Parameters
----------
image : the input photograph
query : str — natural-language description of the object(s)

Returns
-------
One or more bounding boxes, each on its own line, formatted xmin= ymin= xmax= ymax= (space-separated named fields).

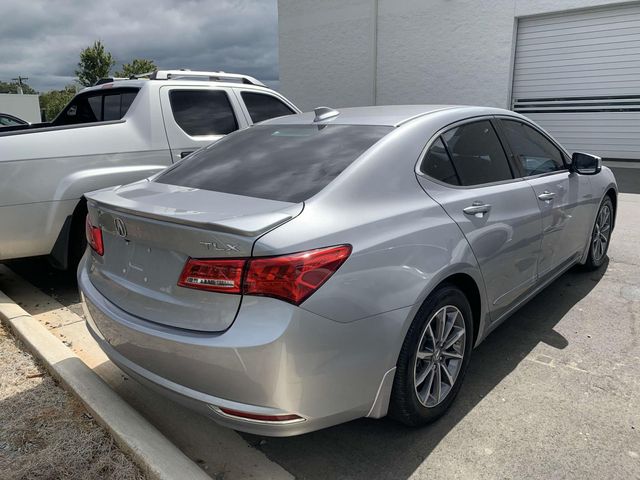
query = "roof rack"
xmin=93 ymin=77 xmax=129 ymax=86
xmin=147 ymin=69 xmax=266 ymax=87
xmin=94 ymin=69 xmax=266 ymax=87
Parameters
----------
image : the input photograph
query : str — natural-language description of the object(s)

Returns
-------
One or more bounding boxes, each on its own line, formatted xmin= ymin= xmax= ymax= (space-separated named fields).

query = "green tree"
xmin=75 ymin=40 xmax=115 ymax=87
xmin=0 ymin=80 xmax=37 ymax=94
xmin=115 ymin=58 xmax=157 ymax=78
xmin=39 ymin=85 xmax=77 ymax=121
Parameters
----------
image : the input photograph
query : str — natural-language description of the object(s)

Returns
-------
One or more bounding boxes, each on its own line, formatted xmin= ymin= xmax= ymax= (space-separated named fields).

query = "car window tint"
xmin=500 ymin=120 xmax=565 ymax=176
xmin=103 ymin=94 xmax=121 ymax=121
xmin=88 ymin=96 xmax=102 ymax=121
xmin=52 ymin=88 xmax=139 ymax=126
xmin=241 ymin=92 xmax=295 ymax=123
xmin=155 ymin=124 xmax=392 ymax=203
xmin=441 ymin=120 xmax=513 ymax=186
xmin=121 ymin=92 xmax=137 ymax=115
xmin=169 ymin=90 xmax=238 ymax=136
xmin=422 ymin=137 xmax=460 ymax=185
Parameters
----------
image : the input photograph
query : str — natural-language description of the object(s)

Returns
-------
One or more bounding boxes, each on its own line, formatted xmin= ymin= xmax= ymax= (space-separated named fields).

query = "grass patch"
xmin=0 ymin=323 xmax=145 ymax=479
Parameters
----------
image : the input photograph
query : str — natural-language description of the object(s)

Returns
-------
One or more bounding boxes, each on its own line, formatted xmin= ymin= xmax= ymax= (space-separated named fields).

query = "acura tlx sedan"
xmin=78 ymin=105 xmax=617 ymax=436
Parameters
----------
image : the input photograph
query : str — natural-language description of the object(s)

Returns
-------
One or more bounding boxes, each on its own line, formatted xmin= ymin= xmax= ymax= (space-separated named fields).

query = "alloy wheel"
xmin=592 ymin=204 xmax=612 ymax=262
xmin=413 ymin=305 xmax=466 ymax=408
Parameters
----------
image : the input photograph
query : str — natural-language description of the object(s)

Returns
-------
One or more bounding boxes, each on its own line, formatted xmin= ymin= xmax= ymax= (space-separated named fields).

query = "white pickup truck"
xmin=0 ymin=70 xmax=299 ymax=269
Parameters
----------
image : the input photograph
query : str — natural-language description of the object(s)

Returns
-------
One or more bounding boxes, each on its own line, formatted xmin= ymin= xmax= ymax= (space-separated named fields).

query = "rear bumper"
xmin=78 ymin=255 xmax=408 ymax=436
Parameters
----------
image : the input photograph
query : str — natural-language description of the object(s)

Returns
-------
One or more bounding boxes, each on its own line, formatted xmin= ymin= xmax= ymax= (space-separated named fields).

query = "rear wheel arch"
xmin=68 ymin=198 xmax=88 ymax=267
xmin=389 ymin=278 xmax=476 ymax=425
xmin=440 ymin=273 xmax=481 ymax=346
xmin=49 ymin=198 xmax=88 ymax=270
xmin=397 ymin=271 xmax=483 ymax=361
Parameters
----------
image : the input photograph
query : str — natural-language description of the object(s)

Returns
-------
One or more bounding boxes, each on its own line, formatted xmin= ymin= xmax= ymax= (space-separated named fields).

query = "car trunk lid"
xmin=85 ymin=180 xmax=302 ymax=332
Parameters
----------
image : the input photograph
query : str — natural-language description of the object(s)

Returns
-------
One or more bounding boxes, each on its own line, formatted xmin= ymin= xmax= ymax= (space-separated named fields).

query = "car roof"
xmin=261 ymin=105 xmax=519 ymax=127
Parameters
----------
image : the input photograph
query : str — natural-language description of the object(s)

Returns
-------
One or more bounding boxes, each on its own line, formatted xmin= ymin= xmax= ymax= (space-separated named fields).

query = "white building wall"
xmin=278 ymin=0 xmax=377 ymax=110
xmin=278 ymin=0 xmax=634 ymax=111
xmin=0 ymin=94 xmax=41 ymax=123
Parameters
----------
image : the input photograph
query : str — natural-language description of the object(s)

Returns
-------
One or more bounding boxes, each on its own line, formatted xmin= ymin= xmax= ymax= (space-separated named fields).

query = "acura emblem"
xmin=114 ymin=218 xmax=127 ymax=238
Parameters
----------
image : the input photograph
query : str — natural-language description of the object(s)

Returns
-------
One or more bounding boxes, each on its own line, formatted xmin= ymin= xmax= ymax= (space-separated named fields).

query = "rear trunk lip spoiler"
xmin=86 ymin=198 xmax=301 ymax=237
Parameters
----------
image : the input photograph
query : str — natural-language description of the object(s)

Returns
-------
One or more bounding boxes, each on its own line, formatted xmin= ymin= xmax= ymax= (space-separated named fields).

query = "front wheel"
xmin=583 ymin=196 xmax=613 ymax=270
xmin=389 ymin=285 xmax=473 ymax=426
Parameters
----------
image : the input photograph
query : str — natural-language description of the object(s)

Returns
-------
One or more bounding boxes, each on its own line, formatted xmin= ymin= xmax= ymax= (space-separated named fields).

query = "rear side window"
xmin=53 ymin=88 xmax=139 ymax=126
xmin=421 ymin=137 xmax=460 ymax=185
xmin=155 ymin=124 xmax=392 ymax=203
xmin=169 ymin=90 xmax=238 ymax=136
xmin=241 ymin=92 xmax=295 ymax=123
xmin=500 ymin=119 xmax=566 ymax=176
xmin=441 ymin=120 xmax=513 ymax=186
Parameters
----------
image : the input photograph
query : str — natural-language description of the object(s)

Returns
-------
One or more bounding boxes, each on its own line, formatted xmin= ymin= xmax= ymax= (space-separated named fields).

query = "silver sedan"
xmin=78 ymin=105 xmax=617 ymax=436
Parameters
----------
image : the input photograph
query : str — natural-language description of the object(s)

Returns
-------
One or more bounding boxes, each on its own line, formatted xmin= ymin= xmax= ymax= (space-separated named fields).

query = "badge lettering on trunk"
xmin=200 ymin=241 xmax=240 ymax=252
xmin=114 ymin=218 xmax=127 ymax=238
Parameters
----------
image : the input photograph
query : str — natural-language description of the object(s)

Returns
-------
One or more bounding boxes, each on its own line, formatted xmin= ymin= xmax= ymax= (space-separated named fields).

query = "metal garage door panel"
xmin=513 ymin=3 xmax=640 ymax=159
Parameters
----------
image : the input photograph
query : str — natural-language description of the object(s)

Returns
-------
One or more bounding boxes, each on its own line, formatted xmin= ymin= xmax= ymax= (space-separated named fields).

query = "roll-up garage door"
xmin=512 ymin=3 xmax=640 ymax=159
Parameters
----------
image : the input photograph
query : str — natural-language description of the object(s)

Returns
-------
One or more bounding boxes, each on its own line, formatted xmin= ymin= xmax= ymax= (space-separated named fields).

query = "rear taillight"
xmin=244 ymin=245 xmax=352 ymax=305
xmin=178 ymin=259 xmax=245 ymax=293
xmin=85 ymin=215 xmax=104 ymax=256
xmin=177 ymin=245 xmax=351 ymax=305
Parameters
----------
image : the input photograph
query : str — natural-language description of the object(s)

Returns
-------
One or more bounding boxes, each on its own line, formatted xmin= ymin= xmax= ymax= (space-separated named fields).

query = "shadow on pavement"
xmin=242 ymin=261 xmax=608 ymax=480
xmin=608 ymin=165 xmax=640 ymax=194
xmin=4 ymin=257 xmax=83 ymax=317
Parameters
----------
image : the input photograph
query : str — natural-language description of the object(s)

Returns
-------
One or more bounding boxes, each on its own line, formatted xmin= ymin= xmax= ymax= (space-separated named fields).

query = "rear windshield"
xmin=155 ymin=124 xmax=392 ymax=203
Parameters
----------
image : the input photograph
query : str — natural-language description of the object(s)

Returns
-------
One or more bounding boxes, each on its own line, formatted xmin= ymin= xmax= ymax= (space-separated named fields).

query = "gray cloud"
xmin=0 ymin=0 xmax=278 ymax=92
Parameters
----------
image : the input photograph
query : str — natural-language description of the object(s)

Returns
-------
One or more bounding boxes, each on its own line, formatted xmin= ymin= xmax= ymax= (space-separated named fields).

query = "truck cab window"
xmin=53 ymin=88 xmax=139 ymax=126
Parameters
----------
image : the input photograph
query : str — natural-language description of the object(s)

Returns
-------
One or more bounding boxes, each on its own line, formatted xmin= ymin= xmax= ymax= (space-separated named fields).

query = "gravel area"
xmin=0 ymin=322 xmax=144 ymax=480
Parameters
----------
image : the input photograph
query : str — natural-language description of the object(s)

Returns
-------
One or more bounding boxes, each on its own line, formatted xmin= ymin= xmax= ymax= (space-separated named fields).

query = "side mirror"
xmin=571 ymin=152 xmax=602 ymax=175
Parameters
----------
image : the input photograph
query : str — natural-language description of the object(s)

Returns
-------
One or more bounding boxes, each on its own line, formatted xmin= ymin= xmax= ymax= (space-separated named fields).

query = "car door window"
xmin=421 ymin=137 xmax=460 ymax=185
xmin=241 ymin=92 xmax=295 ymax=123
xmin=441 ymin=120 xmax=513 ymax=186
xmin=169 ymin=90 xmax=238 ymax=136
xmin=500 ymin=119 xmax=566 ymax=176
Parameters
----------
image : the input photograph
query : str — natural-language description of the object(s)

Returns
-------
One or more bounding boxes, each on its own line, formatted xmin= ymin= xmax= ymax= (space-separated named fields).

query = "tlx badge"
xmin=199 ymin=241 xmax=240 ymax=252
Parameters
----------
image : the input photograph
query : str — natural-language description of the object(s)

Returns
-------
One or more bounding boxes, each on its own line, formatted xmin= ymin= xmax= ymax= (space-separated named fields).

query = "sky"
xmin=0 ymin=0 xmax=279 ymax=92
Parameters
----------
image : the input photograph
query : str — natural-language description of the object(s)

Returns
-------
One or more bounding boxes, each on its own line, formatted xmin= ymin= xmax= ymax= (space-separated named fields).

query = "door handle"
xmin=463 ymin=202 xmax=492 ymax=218
xmin=179 ymin=151 xmax=195 ymax=159
xmin=538 ymin=191 xmax=556 ymax=202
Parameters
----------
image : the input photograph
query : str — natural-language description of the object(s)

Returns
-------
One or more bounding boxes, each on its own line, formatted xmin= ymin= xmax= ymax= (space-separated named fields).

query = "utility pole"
xmin=11 ymin=75 xmax=29 ymax=94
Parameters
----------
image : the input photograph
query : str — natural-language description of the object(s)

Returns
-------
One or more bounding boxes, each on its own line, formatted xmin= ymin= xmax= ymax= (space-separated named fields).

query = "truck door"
xmin=159 ymin=86 xmax=248 ymax=162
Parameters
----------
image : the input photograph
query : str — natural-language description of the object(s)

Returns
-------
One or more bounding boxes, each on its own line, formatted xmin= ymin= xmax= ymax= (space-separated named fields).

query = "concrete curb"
xmin=0 ymin=289 xmax=210 ymax=480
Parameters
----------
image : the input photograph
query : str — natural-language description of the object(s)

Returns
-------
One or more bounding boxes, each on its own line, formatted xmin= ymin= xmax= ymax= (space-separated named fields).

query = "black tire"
xmin=583 ymin=196 xmax=613 ymax=271
xmin=389 ymin=284 xmax=473 ymax=426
